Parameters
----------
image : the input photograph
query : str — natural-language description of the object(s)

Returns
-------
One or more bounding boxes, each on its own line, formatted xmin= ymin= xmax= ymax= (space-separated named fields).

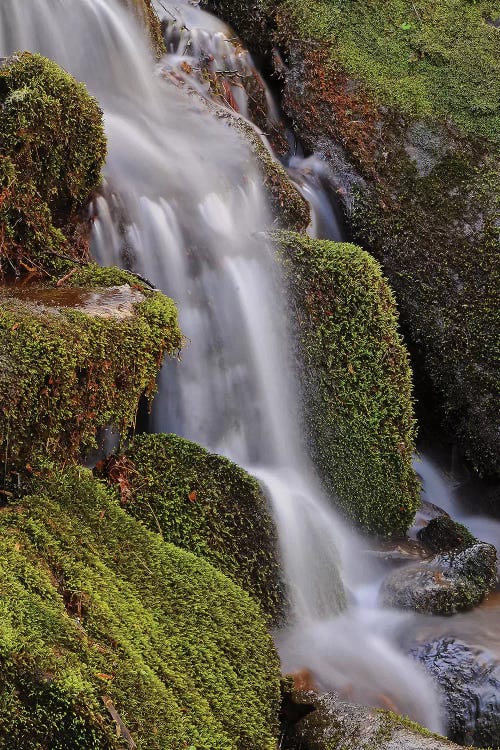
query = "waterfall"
xmin=0 ymin=0 xmax=443 ymax=730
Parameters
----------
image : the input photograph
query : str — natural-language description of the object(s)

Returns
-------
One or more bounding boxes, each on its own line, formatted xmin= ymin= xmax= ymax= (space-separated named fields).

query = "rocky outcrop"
xmin=275 ymin=231 xmax=419 ymax=535
xmin=104 ymin=432 xmax=284 ymax=621
xmin=412 ymin=638 xmax=500 ymax=747
xmin=202 ymin=0 xmax=500 ymax=493
xmin=380 ymin=542 xmax=497 ymax=614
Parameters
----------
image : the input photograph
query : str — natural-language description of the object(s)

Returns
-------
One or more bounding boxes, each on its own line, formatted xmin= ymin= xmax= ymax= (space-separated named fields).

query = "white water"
xmin=0 ymin=0 xmax=442 ymax=730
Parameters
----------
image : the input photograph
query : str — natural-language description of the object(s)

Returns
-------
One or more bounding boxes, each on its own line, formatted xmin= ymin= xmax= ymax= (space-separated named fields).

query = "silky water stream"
xmin=0 ymin=0 xmax=465 ymax=732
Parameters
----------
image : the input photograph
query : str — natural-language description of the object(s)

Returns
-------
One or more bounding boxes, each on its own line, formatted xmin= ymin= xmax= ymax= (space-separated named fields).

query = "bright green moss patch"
xmin=0 ymin=468 xmax=281 ymax=749
xmin=0 ymin=266 xmax=181 ymax=471
xmin=0 ymin=52 xmax=106 ymax=276
xmin=277 ymin=0 xmax=500 ymax=141
xmin=275 ymin=232 xmax=419 ymax=535
xmin=112 ymin=433 xmax=283 ymax=621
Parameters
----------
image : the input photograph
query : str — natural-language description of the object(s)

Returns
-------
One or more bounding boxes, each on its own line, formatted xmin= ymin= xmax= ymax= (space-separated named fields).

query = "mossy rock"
xmin=417 ymin=515 xmax=477 ymax=553
xmin=0 ymin=52 xmax=106 ymax=276
xmin=380 ymin=541 xmax=497 ymax=614
xmin=275 ymin=231 xmax=419 ymax=535
xmin=0 ymin=264 xmax=182 ymax=472
xmin=106 ymin=433 xmax=283 ymax=621
xmin=0 ymin=468 xmax=281 ymax=749
xmin=216 ymin=107 xmax=310 ymax=232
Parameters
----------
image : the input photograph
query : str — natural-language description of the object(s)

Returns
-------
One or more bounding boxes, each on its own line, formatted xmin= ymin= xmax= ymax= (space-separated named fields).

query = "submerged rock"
xmin=0 ymin=468 xmax=281 ymax=749
xmin=380 ymin=542 xmax=497 ymax=614
xmin=275 ymin=231 xmax=419 ymax=535
xmin=283 ymin=689 xmax=460 ymax=750
xmin=106 ymin=432 xmax=284 ymax=621
xmin=412 ymin=638 xmax=500 ymax=747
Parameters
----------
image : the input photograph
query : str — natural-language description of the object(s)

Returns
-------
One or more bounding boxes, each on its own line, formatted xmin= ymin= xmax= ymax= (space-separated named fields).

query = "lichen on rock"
xmin=0 ymin=468 xmax=281 ymax=749
xmin=0 ymin=52 xmax=107 ymax=277
xmin=274 ymin=231 xmax=419 ymax=535
xmin=103 ymin=432 xmax=284 ymax=621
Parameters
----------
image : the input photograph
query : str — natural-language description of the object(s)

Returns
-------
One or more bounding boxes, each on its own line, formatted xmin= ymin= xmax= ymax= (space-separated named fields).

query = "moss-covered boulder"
xmin=0 ymin=468 xmax=281 ymax=749
xmin=0 ymin=264 xmax=181 ymax=472
xmin=417 ymin=515 xmax=477 ymax=554
xmin=380 ymin=541 xmax=497 ymax=614
xmin=275 ymin=231 xmax=419 ymax=535
xmin=103 ymin=433 xmax=283 ymax=621
xmin=203 ymin=0 xmax=500 ymax=491
xmin=0 ymin=52 xmax=106 ymax=276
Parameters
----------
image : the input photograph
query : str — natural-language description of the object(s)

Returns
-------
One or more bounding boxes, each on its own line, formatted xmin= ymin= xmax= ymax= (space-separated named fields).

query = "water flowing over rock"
xmin=0 ymin=0 xmax=447 ymax=737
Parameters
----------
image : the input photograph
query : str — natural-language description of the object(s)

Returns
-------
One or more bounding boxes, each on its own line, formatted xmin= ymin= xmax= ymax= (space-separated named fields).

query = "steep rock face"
xmin=106 ymin=433 xmax=284 ymax=621
xmin=275 ymin=232 xmax=419 ymax=535
xmin=202 ymin=0 xmax=500 ymax=489
xmin=0 ymin=265 xmax=181 ymax=472
xmin=0 ymin=53 xmax=106 ymax=277
xmin=0 ymin=469 xmax=281 ymax=750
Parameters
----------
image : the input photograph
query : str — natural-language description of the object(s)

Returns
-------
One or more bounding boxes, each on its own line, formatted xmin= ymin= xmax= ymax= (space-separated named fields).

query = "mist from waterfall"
xmin=0 ymin=0 xmax=443 ymax=730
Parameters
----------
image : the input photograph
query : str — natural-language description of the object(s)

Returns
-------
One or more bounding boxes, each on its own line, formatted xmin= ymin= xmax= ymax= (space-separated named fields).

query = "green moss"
xmin=351 ymin=146 xmax=500 ymax=478
xmin=276 ymin=0 xmax=499 ymax=141
xmin=417 ymin=515 xmax=477 ymax=552
xmin=0 ymin=266 xmax=182 ymax=472
xmin=0 ymin=52 xmax=106 ymax=276
xmin=113 ymin=433 xmax=283 ymax=621
xmin=0 ymin=467 xmax=281 ymax=749
xmin=275 ymin=231 xmax=419 ymax=535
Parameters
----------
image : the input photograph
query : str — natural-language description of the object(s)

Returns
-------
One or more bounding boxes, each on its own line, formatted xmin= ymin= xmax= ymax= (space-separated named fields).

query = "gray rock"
xmin=284 ymin=690 xmax=461 ymax=750
xmin=412 ymin=638 xmax=500 ymax=747
xmin=380 ymin=542 xmax=497 ymax=614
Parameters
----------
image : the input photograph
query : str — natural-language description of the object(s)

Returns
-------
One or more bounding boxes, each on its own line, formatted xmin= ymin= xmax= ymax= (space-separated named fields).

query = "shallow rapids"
xmin=0 ymin=0 xmax=443 ymax=731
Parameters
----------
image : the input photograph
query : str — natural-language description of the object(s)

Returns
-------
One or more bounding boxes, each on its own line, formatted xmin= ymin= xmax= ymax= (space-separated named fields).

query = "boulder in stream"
xmin=380 ymin=542 xmax=497 ymax=614
xmin=283 ymin=689 xmax=463 ymax=750
xmin=412 ymin=638 xmax=500 ymax=747
xmin=275 ymin=231 xmax=420 ymax=536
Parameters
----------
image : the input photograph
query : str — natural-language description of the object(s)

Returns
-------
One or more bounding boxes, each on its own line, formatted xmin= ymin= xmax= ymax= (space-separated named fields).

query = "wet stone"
xmin=411 ymin=638 xmax=500 ymax=747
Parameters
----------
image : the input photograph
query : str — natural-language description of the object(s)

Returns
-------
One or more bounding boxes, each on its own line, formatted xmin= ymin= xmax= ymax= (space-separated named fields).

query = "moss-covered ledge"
xmin=274 ymin=231 xmax=419 ymax=535
xmin=103 ymin=433 xmax=284 ymax=621
xmin=0 ymin=264 xmax=182 ymax=472
xmin=0 ymin=468 xmax=281 ymax=749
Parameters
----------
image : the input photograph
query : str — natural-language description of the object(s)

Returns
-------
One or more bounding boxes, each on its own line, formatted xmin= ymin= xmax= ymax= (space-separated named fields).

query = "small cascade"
xmin=0 ymin=0 xmax=443 ymax=731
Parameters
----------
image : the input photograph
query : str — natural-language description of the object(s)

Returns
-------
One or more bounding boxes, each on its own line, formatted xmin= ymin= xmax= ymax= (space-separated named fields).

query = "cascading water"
xmin=0 ymin=0 xmax=443 ymax=730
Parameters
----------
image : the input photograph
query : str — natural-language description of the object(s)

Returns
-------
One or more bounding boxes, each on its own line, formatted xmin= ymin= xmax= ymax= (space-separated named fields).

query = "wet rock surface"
xmin=412 ymin=638 xmax=500 ymax=747
xmin=283 ymin=690 xmax=461 ymax=750
xmin=380 ymin=542 xmax=497 ymax=614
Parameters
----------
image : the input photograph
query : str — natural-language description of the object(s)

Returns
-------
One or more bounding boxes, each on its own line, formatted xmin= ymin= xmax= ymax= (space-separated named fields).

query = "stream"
xmin=1 ymin=0 xmax=498 ymax=741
